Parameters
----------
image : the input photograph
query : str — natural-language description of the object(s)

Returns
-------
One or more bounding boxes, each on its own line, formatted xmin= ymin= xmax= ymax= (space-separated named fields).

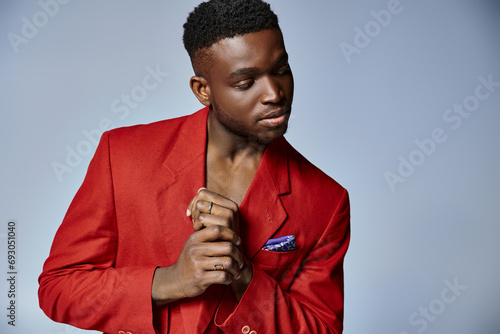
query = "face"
xmin=203 ymin=29 xmax=294 ymax=145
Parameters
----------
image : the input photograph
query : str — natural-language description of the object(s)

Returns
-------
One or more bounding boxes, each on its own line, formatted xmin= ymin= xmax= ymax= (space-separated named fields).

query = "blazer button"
xmin=249 ymin=331 xmax=258 ymax=334
xmin=242 ymin=325 xmax=251 ymax=333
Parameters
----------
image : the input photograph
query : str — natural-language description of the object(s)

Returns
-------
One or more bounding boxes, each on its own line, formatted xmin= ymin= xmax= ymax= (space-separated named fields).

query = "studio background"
xmin=1 ymin=1 xmax=499 ymax=333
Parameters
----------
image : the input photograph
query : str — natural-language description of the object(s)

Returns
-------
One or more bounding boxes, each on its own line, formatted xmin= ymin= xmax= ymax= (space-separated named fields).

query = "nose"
xmin=260 ymin=76 xmax=283 ymax=104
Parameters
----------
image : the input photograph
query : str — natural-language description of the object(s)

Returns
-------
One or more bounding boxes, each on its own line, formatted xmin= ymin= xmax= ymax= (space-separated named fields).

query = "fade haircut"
xmin=183 ymin=0 xmax=280 ymax=75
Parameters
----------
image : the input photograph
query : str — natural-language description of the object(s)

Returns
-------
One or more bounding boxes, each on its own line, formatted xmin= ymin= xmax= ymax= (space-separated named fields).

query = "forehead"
xmin=208 ymin=29 xmax=286 ymax=75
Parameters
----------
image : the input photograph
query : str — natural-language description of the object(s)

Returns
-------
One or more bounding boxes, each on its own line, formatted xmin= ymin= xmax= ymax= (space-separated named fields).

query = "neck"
xmin=206 ymin=112 xmax=267 ymax=163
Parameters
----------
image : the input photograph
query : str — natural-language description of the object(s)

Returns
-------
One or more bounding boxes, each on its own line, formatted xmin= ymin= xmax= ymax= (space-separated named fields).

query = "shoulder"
xmin=102 ymin=107 xmax=207 ymax=157
xmin=93 ymin=108 xmax=207 ymax=172
xmin=107 ymin=113 xmax=189 ymax=147
xmin=283 ymin=138 xmax=346 ymax=199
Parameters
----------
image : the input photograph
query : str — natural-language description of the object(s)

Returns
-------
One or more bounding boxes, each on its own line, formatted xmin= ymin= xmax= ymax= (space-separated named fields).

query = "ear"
xmin=190 ymin=76 xmax=211 ymax=107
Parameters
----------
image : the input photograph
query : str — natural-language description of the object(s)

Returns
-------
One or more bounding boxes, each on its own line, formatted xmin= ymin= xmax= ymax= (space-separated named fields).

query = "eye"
xmin=277 ymin=64 xmax=292 ymax=75
xmin=234 ymin=80 xmax=254 ymax=90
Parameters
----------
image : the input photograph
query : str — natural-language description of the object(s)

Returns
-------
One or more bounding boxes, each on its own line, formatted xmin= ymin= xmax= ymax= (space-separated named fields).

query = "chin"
xmin=256 ymin=125 xmax=288 ymax=145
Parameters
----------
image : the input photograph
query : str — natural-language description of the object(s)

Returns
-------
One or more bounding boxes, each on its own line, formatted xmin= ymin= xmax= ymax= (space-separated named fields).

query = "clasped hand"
xmin=152 ymin=188 xmax=250 ymax=306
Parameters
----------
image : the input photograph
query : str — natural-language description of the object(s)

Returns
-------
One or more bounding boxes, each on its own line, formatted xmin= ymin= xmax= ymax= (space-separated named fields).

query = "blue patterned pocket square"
xmin=262 ymin=235 xmax=297 ymax=252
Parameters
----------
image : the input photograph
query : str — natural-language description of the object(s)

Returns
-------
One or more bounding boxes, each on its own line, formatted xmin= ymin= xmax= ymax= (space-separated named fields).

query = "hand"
xmin=152 ymin=224 xmax=243 ymax=307
xmin=187 ymin=188 xmax=252 ymax=301
xmin=187 ymin=188 xmax=240 ymax=234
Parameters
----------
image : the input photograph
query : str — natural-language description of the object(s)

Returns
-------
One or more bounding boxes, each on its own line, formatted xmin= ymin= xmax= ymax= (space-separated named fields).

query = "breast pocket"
xmin=251 ymin=248 xmax=302 ymax=280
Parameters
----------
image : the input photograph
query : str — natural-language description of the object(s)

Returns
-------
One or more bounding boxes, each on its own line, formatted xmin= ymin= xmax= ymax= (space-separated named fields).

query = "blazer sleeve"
xmin=214 ymin=189 xmax=350 ymax=334
xmin=38 ymin=132 xmax=159 ymax=334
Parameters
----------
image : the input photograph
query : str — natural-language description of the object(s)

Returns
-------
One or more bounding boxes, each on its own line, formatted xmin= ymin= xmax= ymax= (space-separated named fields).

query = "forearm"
xmin=39 ymin=266 xmax=157 ymax=333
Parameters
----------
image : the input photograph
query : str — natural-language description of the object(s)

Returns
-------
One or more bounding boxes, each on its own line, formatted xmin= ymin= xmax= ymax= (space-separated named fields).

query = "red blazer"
xmin=39 ymin=107 xmax=350 ymax=334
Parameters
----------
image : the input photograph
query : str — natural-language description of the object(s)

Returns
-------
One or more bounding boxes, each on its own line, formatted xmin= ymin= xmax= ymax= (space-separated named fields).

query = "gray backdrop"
xmin=1 ymin=1 xmax=499 ymax=333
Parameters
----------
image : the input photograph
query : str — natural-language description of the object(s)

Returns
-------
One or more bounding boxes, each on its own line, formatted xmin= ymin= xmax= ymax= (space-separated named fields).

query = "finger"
xmin=192 ymin=225 xmax=241 ymax=246
xmin=205 ymin=256 xmax=241 ymax=280
xmin=193 ymin=189 xmax=238 ymax=214
xmin=191 ymin=199 xmax=215 ymax=224
xmin=186 ymin=187 xmax=207 ymax=217
xmin=203 ymin=268 xmax=234 ymax=285
xmin=183 ymin=263 xmax=234 ymax=292
xmin=193 ymin=212 xmax=223 ymax=231
xmin=185 ymin=234 xmax=244 ymax=274
xmin=200 ymin=241 xmax=244 ymax=267
xmin=187 ymin=237 xmax=242 ymax=259
xmin=192 ymin=203 xmax=236 ymax=231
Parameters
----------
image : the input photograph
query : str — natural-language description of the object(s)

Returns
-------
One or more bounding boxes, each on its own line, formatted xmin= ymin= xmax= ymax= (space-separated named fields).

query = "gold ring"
xmin=214 ymin=263 xmax=224 ymax=271
xmin=207 ymin=201 xmax=213 ymax=214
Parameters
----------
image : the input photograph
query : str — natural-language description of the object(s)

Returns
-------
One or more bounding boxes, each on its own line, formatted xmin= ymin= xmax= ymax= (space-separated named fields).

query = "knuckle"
xmin=186 ymin=247 xmax=196 ymax=257
xmin=211 ymin=224 xmax=224 ymax=235
xmin=187 ymin=244 xmax=201 ymax=256
xmin=222 ymin=242 xmax=234 ymax=254
xmin=216 ymin=271 xmax=232 ymax=284
xmin=223 ymin=258 xmax=234 ymax=269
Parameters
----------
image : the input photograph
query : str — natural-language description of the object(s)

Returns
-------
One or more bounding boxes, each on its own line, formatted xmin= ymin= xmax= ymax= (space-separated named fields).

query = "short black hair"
xmin=183 ymin=0 xmax=280 ymax=62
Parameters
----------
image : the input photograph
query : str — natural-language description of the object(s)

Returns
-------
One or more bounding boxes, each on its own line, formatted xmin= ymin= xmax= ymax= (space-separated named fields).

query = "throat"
xmin=206 ymin=156 xmax=260 ymax=206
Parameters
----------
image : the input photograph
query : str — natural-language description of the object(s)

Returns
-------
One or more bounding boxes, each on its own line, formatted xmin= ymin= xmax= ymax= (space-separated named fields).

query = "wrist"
xmin=151 ymin=265 xmax=184 ymax=307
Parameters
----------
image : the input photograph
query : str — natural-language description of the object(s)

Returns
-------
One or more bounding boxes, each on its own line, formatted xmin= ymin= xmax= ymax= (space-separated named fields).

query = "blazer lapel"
xmin=239 ymin=136 xmax=291 ymax=260
xmin=154 ymin=107 xmax=223 ymax=333
xmin=155 ymin=108 xmax=208 ymax=263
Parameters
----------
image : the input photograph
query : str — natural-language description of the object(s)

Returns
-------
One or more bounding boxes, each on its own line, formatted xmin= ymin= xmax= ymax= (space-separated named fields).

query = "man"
xmin=38 ymin=1 xmax=350 ymax=333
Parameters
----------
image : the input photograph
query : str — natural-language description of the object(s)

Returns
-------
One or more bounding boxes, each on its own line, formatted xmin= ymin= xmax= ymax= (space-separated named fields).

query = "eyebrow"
xmin=228 ymin=52 xmax=289 ymax=80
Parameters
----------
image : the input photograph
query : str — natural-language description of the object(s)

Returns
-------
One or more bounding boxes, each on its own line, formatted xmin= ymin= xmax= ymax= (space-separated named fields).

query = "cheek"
xmin=282 ymin=76 xmax=294 ymax=98
xmin=222 ymin=91 xmax=260 ymax=113
xmin=238 ymin=92 xmax=260 ymax=109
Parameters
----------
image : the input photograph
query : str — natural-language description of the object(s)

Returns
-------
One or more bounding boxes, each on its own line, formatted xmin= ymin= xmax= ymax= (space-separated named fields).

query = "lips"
xmin=260 ymin=108 xmax=290 ymax=121
xmin=259 ymin=108 xmax=290 ymax=127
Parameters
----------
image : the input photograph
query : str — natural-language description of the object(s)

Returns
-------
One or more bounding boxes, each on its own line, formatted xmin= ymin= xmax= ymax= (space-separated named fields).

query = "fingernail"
xmin=186 ymin=208 xmax=191 ymax=216
xmin=239 ymin=262 xmax=244 ymax=269
xmin=237 ymin=237 xmax=241 ymax=246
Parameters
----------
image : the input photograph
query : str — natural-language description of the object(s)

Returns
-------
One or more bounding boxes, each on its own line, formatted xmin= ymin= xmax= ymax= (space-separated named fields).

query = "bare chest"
xmin=206 ymin=163 xmax=257 ymax=206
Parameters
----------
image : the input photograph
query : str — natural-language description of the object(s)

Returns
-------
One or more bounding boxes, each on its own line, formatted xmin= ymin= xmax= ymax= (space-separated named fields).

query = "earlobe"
xmin=190 ymin=76 xmax=211 ymax=107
